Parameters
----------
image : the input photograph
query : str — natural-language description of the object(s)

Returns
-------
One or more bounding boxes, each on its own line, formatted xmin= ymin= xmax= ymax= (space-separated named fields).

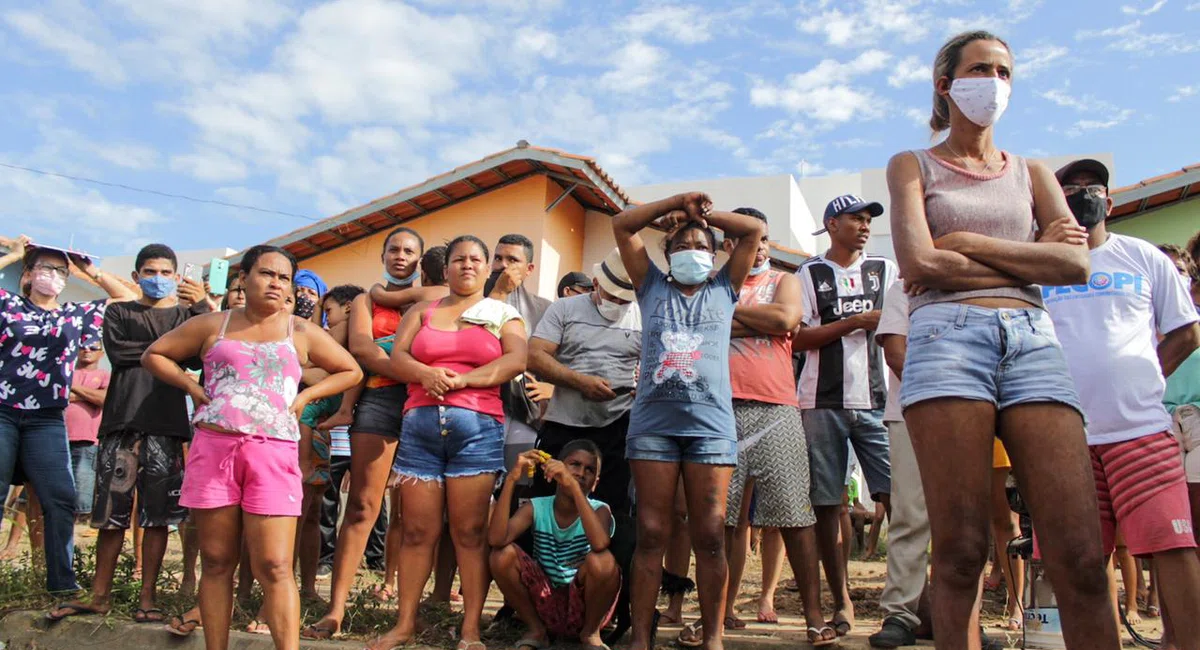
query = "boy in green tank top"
xmin=488 ymin=440 xmax=621 ymax=650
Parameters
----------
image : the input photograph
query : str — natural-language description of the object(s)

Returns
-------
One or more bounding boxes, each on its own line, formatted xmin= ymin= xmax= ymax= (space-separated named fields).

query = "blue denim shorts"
xmin=393 ymin=406 xmax=505 ymax=481
xmin=625 ymin=433 xmax=738 ymax=466
xmin=900 ymin=303 xmax=1083 ymax=416
xmin=801 ymin=408 xmax=890 ymax=507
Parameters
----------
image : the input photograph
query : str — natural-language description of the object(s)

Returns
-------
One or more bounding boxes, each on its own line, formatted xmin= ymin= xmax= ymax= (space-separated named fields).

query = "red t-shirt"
xmin=65 ymin=367 xmax=109 ymax=444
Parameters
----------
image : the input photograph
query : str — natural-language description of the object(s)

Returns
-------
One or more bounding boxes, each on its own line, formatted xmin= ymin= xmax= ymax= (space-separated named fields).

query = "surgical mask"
xmin=749 ymin=259 xmax=771 ymax=276
xmin=384 ymin=271 xmax=416 ymax=287
xmin=294 ymin=294 xmax=317 ymax=319
xmin=597 ymin=298 xmax=630 ymax=322
xmin=138 ymin=276 xmax=177 ymax=300
xmin=1066 ymin=191 xmax=1107 ymax=228
xmin=668 ymin=250 xmax=714 ymax=285
xmin=31 ymin=269 xmax=67 ymax=297
xmin=949 ymin=77 xmax=1011 ymax=128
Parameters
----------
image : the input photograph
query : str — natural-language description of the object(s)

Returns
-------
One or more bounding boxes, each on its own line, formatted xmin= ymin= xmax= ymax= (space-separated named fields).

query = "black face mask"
xmin=294 ymin=294 xmax=317 ymax=319
xmin=1066 ymin=191 xmax=1107 ymax=228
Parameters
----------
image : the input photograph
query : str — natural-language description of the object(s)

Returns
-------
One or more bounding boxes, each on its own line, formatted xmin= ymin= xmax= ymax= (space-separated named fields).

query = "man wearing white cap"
xmin=527 ymin=248 xmax=642 ymax=515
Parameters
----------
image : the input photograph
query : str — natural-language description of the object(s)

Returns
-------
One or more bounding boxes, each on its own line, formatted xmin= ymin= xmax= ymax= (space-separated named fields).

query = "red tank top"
xmin=367 ymin=301 xmax=402 ymax=389
xmin=728 ymin=270 xmax=798 ymax=406
xmin=405 ymin=300 xmax=505 ymax=419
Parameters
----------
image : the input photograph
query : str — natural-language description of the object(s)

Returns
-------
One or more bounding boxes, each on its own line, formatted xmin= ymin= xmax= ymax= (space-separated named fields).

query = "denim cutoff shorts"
xmin=626 ymin=433 xmax=738 ymax=466
xmin=899 ymin=303 xmax=1083 ymax=417
xmin=393 ymin=405 xmax=505 ymax=481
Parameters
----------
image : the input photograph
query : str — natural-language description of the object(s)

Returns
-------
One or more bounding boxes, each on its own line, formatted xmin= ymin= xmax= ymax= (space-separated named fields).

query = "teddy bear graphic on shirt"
xmin=653 ymin=331 xmax=704 ymax=385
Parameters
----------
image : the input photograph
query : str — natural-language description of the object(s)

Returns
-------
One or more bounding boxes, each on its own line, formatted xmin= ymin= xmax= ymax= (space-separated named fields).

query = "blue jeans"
xmin=393 ymin=406 xmax=505 ymax=481
xmin=70 ymin=443 xmax=97 ymax=516
xmin=801 ymin=407 xmax=891 ymax=507
xmin=625 ymin=433 xmax=738 ymax=465
xmin=0 ymin=405 xmax=79 ymax=593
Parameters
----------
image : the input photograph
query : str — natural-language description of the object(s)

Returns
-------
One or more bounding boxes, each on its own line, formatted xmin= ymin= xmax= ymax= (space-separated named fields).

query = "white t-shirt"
xmin=875 ymin=280 xmax=909 ymax=424
xmin=1043 ymin=234 xmax=1200 ymax=445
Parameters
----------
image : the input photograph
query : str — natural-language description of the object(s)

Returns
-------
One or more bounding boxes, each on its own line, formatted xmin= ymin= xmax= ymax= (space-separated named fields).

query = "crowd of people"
xmin=3 ymin=29 xmax=1200 ymax=650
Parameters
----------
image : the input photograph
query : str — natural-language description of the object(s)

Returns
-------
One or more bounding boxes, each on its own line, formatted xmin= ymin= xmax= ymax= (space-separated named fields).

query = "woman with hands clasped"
xmin=141 ymin=245 xmax=361 ymax=650
xmin=368 ymin=235 xmax=527 ymax=650
xmin=611 ymin=193 xmax=765 ymax=650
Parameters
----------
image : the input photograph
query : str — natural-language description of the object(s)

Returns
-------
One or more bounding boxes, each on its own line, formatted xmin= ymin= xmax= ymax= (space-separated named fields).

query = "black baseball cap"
xmin=557 ymin=271 xmax=593 ymax=296
xmin=1055 ymin=158 xmax=1110 ymax=189
xmin=813 ymin=194 xmax=884 ymax=236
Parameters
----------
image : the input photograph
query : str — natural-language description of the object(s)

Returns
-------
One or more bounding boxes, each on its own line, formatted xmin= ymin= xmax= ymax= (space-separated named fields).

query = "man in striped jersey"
xmin=489 ymin=441 xmax=621 ymax=650
xmin=794 ymin=194 xmax=897 ymax=636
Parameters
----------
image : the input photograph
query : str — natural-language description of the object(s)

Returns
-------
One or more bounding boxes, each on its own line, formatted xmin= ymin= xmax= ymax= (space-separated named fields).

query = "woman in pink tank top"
xmin=367 ymin=235 xmax=527 ymax=650
xmin=143 ymin=245 xmax=361 ymax=650
xmin=884 ymin=31 xmax=1118 ymax=650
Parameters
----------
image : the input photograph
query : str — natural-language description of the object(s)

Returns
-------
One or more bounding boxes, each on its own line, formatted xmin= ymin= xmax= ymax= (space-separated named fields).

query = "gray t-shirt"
xmin=628 ymin=263 xmax=738 ymax=441
xmin=533 ymin=294 xmax=642 ymax=428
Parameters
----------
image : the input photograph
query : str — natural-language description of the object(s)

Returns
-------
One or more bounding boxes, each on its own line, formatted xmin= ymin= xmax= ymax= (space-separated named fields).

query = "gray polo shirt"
xmin=532 ymin=294 xmax=642 ymax=428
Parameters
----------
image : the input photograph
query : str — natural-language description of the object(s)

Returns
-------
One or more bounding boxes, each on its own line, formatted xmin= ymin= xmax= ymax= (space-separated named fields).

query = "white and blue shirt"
xmin=1043 ymin=234 xmax=1199 ymax=445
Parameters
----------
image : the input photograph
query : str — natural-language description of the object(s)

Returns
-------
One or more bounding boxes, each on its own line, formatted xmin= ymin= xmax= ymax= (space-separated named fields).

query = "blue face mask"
xmin=749 ymin=258 xmax=771 ymax=276
xmin=384 ymin=271 xmax=416 ymax=287
xmin=669 ymin=250 xmax=714 ymax=286
xmin=139 ymin=275 xmax=177 ymax=300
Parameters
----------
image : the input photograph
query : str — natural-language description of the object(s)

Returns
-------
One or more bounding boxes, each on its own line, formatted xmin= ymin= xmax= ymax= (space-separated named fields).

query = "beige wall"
xmin=300 ymin=176 xmax=599 ymax=299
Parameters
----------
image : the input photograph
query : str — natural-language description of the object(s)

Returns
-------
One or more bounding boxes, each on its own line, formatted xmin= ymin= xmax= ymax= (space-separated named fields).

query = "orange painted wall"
xmin=299 ymin=176 xmax=595 ymax=299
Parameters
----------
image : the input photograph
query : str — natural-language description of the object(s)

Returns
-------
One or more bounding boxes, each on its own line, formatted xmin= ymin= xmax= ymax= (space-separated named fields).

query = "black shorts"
xmin=533 ymin=413 xmax=632 ymax=516
xmin=91 ymin=430 xmax=187 ymax=530
xmin=349 ymin=384 xmax=407 ymax=439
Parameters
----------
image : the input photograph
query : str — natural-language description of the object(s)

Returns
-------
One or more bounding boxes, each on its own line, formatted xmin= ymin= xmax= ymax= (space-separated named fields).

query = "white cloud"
xmin=1121 ymin=0 xmax=1169 ymax=15
xmin=626 ymin=4 xmax=713 ymax=44
xmin=888 ymin=56 xmax=929 ymax=88
xmin=751 ymin=50 xmax=892 ymax=123
xmin=1066 ymin=109 xmax=1135 ymax=137
xmin=1076 ymin=20 xmax=1199 ymax=55
xmin=1017 ymin=44 xmax=1068 ymax=77
xmin=3 ymin=8 xmax=127 ymax=84
xmin=797 ymin=0 xmax=929 ymax=48
xmin=1168 ymin=85 xmax=1197 ymax=102
xmin=599 ymin=41 xmax=666 ymax=92
xmin=0 ymin=166 xmax=163 ymax=248
xmin=903 ymin=107 xmax=928 ymax=127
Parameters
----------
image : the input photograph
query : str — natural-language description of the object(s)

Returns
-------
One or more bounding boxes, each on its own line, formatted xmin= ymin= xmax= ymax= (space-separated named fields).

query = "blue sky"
xmin=2 ymin=0 xmax=1197 ymax=260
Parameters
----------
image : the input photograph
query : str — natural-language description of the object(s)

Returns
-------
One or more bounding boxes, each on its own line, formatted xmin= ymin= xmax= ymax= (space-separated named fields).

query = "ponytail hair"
xmin=930 ymin=30 xmax=1011 ymax=134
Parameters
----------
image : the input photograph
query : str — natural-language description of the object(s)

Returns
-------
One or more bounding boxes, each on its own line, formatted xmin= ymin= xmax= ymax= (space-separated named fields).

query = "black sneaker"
xmin=316 ymin=564 xmax=332 ymax=579
xmin=869 ymin=618 xmax=917 ymax=648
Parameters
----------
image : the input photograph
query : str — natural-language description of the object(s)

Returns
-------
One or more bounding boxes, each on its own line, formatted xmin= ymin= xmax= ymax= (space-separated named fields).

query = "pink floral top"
xmin=192 ymin=311 xmax=302 ymax=442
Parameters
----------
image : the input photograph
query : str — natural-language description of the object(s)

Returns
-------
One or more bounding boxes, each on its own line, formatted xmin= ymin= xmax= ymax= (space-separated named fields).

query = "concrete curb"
xmin=0 ymin=609 xmax=937 ymax=649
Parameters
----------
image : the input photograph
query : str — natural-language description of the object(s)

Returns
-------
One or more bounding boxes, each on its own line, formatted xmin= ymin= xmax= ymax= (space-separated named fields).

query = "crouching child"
xmin=489 ymin=441 xmax=621 ymax=650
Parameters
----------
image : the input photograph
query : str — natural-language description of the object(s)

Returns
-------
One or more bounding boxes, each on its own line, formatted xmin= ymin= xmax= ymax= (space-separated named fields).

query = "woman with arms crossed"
xmin=887 ymin=31 xmax=1118 ymax=650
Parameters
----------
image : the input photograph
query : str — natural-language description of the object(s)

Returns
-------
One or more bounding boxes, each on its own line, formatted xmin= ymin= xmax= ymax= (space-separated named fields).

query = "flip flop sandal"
xmin=827 ymin=617 xmax=852 ymax=637
xmin=166 ymin=616 xmax=201 ymax=637
xmin=807 ymin=626 xmax=838 ymax=647
xmin=724 ymin=616 xmax=747 ymax=630
xmin=135 ymin=608 xmax=167 ymax=623
xmin=677 ymin=621 xmax=704 ymax=648
xmin=456 ymin=642 xmax=487 ymax=650
xmin=247 ymin=619 xmax=272 ymax=635
xmin=513 ymin=637 xmax=548 ymax=650
xmin=302 ymin=622 xmax=340 ymax=640
xmin=46 ymin=603 xmax=105 ymax=622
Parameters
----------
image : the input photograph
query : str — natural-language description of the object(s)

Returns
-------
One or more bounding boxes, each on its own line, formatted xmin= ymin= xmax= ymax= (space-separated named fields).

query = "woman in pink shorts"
xmin=143 ymin=245 xmax=361 ymax=650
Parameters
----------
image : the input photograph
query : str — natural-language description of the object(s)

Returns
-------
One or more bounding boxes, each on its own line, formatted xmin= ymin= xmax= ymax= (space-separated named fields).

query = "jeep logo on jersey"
xmin=832 ymin=297 xmax=874 ymax=316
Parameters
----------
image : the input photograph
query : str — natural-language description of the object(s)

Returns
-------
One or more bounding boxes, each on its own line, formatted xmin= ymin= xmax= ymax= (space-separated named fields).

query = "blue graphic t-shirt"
xmin=628 ymin=263 xmax=737 ymax=440
xmin=0 ymin=288 xmax=107 ymax=411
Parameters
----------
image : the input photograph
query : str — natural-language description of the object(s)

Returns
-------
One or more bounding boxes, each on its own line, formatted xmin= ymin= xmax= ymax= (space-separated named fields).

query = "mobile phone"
xmin=183 ymin=263 xmax=196 ymax=281
xmin=612 ymin=385 xmax=634 ymax=396
xmin=208 ymin=258 xmax=230 ymax=295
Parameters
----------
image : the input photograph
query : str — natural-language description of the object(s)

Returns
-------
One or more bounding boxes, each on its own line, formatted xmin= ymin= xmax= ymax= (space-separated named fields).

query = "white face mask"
xmin=949 ymin=77 xmax=1011 ymax=128
xmin=748 ymin=259 xmax=771 ymax=276
xmin=597 ymin=298 xmax=630 ymax=322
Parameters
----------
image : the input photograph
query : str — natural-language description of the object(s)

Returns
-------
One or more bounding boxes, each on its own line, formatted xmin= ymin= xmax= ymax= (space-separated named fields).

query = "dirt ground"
xmin=1 ymin=520 xmax=1167 ymax=648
